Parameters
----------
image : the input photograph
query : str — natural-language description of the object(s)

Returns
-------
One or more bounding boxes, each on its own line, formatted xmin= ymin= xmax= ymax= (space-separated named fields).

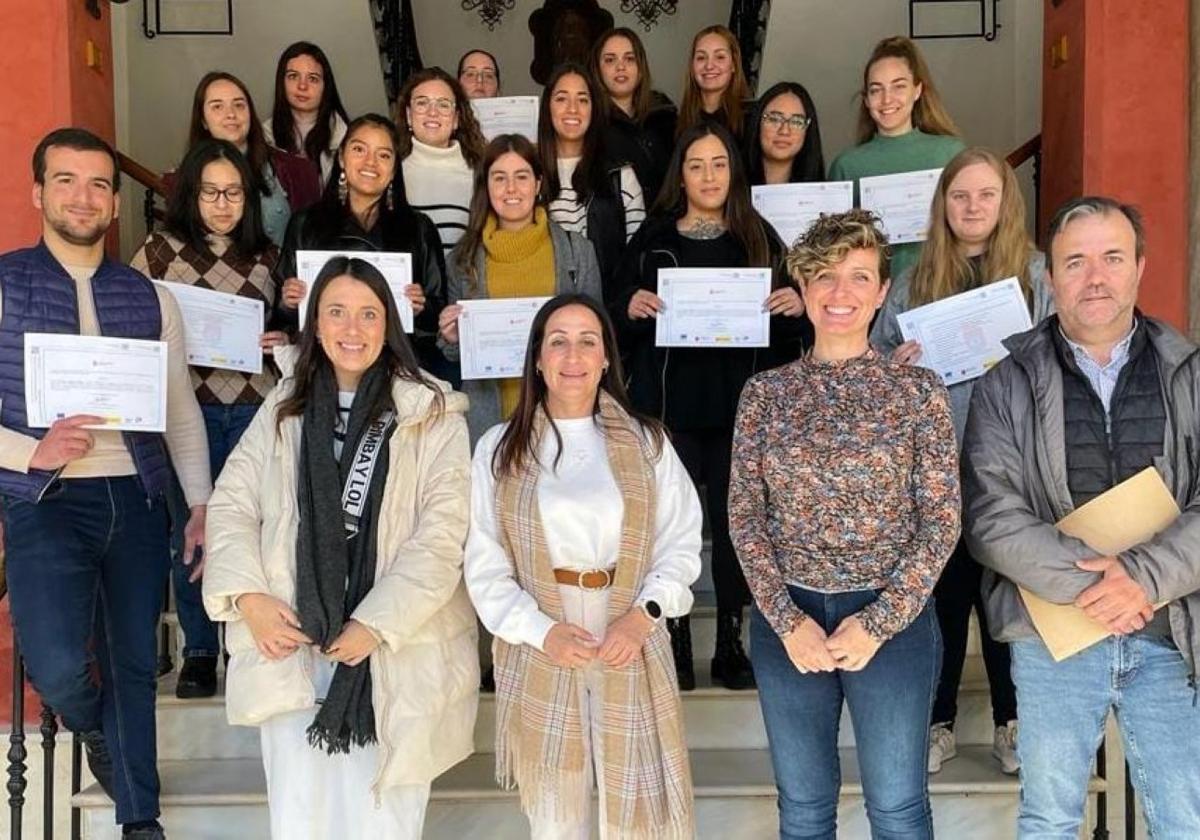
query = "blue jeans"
xmin=1011 ymin=634 xmax=1200 ymax=838
xmin=1 ymin=477 xmax=169 ymax=824
xmin=167 ymin=403 xmax=259 ymax=657
xmin=751 ymin=587 xmax=942 ymax=840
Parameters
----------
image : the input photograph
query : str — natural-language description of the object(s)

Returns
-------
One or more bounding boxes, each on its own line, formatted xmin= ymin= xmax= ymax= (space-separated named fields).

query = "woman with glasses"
xmin=264 ymin=41 xmax=350 ymax=187
xmin=131 ymin=138 xmax=284 ymax=700
xmin=828 ymin=36 xmax=963 ymax=279
xmin=393 ymin=68 xmax=487 ymax=262
xmin=591 ymin=27 xmax=677 ymax=206
xmin=457 ymin=49 xmax=501 ymax=100
xmin=539 ymin=62 xmax=646 ymax=307
xmin=184 ymin=71 xmax=321 ymax=247
xmin=746 ymin=81 xmax=826 ymax=187
xmin=276 ymin=114 xmax=449 ymax=378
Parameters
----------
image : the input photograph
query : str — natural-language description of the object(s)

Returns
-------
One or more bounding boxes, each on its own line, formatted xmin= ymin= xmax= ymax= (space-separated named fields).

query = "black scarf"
xmin=295 ymin=361 xmax=394 ymax=753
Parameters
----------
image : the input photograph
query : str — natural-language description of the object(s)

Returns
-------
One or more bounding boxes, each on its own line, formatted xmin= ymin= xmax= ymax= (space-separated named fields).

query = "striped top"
xmin=401 ymin=138 xmax=474 ymax=258
xmin=548 ymin=157 xmax=646 ymax=242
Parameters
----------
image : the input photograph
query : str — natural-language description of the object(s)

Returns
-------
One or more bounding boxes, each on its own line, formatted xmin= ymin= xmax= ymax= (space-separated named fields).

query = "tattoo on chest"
xmin=681 ymin=218 xmax=727 ymax=240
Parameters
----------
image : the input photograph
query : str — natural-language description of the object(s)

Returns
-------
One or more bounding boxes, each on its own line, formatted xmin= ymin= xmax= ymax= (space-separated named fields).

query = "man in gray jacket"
xmin=963 ymin=195 xmax=1200 ymax=838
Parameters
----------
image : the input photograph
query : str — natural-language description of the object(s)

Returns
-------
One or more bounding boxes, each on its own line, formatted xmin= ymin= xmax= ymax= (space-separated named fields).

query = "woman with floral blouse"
xmin=729 ymin=209 xmax=960 ymax=839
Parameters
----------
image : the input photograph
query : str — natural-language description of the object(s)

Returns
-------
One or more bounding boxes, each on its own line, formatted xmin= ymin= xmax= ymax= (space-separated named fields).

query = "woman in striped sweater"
xmin=393 ymin=67 xmax=486 ymax=261
xmin=538 ymin=62 xmax=645 ymax=309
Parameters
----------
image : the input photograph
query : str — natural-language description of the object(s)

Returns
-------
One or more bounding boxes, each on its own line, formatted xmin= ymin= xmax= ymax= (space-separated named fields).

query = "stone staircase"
xmin=70 ymin=604 xmax=1108 ymax=839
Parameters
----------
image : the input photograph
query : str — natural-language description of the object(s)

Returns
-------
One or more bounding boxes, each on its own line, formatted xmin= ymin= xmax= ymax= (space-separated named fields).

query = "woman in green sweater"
xmin=829 ymin=36 xmax=964 ymax=278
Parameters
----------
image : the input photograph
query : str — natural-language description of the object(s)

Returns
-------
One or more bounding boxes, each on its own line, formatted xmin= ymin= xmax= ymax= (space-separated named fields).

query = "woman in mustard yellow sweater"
xmin=439 ymin=134 xmax=602 ymax=442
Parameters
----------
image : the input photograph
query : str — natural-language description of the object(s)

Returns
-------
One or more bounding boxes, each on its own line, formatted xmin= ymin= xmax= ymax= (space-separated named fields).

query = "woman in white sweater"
xmin=393 ymin=67 xmax=486 ymax=260
xmin=465 ymin=293 xmax=701 ymax=839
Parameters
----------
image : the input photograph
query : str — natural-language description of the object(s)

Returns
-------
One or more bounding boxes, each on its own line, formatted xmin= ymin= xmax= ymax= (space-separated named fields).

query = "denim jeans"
xmin=1 ymin=477 xmax=169 ymax=825
xmin=750 ymin=586 xmax=942 ymax=840
xmin=1011 ymin=634 xmax=1200 ymax=838
xmin=167 ymin=403 xmax=259 ymax=657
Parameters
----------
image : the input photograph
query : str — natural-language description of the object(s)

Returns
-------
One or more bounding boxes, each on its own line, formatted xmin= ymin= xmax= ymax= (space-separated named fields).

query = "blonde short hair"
xmin=786 ymin=209 xmax=891 ymax=286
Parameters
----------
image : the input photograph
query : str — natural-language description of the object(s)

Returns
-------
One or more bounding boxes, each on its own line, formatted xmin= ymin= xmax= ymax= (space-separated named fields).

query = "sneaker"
xmin=175 ymin=655 xmax=218 ymax=699
xmin=80 ymin=730 xmax=115 ymax=800
xmin=993 ymin=720 xmax=1020 ymax=775
xmin=927 ymin=723 xmax=957 ymax=773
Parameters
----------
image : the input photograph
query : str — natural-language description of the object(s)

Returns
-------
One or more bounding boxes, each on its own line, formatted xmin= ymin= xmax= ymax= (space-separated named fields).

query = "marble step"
xmin=77 ymin=746 xmax=1103 ymax=840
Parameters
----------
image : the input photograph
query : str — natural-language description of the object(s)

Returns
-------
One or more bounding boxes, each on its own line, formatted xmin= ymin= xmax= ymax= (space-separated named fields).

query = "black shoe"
xmin=711 ymin=607 xmax=756 ymax=690
xmin=123 ymin=819 xmax=165 ymax=839
xmin=80 ymin=730 xmax=115 ymax=800
xmin=667 ymin=616 xmax=695 ymax=691
xmin=175 ymin=655 xmax=218 ymax=699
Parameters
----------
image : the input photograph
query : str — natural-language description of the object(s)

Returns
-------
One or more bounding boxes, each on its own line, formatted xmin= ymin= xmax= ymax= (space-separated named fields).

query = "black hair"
xmin=164 ymin=139 xmax=270 ymax=261
xmin=33 ymin=127 xmax=121 ymax=191
xmin=538 ymin=62 xmax=612 ymax=205
xmin=745 ymin=81 xmax=826 ymax=185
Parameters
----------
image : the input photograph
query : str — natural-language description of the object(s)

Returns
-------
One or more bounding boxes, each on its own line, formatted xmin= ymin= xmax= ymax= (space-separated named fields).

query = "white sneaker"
xmin=993 ymin=720 xmax=1020 ymax=775
xmin=927 ymin=724 xmax=957 ymax=773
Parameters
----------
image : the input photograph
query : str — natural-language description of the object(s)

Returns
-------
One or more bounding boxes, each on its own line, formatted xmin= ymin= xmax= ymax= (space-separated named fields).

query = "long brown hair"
xmin=538 ymin=63 xmax=611 ymax=204
xmin=908 ymin=147 xmax=1034 ymax=307
xmin=275 ymin=256 xmax=439 ymax=429
xmin=453 ymin=134 xmax=547 ymax=292
xmin=590 ymin=27 xmax=653 ymax=122
xmin=392 ymin=67 xmax=486 ymax=168
xmin=654 ymin=122 xmax=773 ymax=271
xmin=855 ymin=36 xmax=959 ymax=144
xmin=492 ymin=293 xmax=663 ymax=478
xmin=188 ymin=72 xmax=272 ymax=195
xmin=269 ymin=42 xmax=349 ymax=164
xmin=676 ymin=25 xmax=749 ymax=141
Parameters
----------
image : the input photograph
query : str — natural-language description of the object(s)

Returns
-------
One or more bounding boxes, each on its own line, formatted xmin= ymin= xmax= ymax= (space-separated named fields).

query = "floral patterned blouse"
xmin=729 ymin=349 xmax=961 ymax=642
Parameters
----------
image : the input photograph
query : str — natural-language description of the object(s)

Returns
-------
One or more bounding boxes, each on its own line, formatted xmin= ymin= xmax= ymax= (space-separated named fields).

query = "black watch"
xmin=640 ymin=599 xmax=663 ymax=622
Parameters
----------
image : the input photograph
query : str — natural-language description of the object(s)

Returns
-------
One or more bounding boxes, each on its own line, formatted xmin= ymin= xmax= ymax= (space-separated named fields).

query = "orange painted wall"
xmin=0 ymin=0 xmax=116 ymax=725
xmin=1041 ymin=0 xmax=1190 ymax=330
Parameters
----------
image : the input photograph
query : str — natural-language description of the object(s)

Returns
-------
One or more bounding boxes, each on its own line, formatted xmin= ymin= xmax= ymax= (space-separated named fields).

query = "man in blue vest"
xmin=0 ymin=128 xmax=212 ymax=840
xmin=963 ymin=196 xmax=1200 ymax=837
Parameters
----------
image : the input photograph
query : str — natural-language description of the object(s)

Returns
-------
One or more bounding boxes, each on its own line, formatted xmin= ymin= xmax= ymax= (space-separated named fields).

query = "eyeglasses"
xmin=411 ymin=96 xmax=456 ymax=115
xmin=460 ymin=70 xmax=497 ymax=84
xmin=198 ymin=185 xmax=245 ymax=204
xmin=762 ymin=111 xmax=812 ymax=131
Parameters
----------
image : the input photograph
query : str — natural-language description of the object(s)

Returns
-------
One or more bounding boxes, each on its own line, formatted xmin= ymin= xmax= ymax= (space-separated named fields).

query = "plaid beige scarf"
xmin=492 ymin=393 xmax=695 ymax=838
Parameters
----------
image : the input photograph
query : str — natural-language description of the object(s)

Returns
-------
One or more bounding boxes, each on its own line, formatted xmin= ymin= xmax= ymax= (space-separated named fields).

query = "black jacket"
xmin=602 ymin=94 xmax=677 ymax=210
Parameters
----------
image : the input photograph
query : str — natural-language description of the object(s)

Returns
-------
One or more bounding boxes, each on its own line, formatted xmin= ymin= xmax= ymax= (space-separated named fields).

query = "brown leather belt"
xmin=553 ymin=568 xmax=614 ymax=590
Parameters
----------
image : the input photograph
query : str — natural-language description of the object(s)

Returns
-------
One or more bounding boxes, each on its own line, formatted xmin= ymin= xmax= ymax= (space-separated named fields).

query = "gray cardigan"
xmin=871 ymin=251 xmax=1055 ymax=445
xmin=963 ymin=316 xmax=1200 ymax=677
xmin=441 ymin=219 xmax=603 ymax=443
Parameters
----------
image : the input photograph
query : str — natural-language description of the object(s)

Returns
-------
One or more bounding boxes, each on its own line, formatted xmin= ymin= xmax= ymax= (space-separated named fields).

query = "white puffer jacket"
xmin=202 ymin=363 xmax=478 ymax=791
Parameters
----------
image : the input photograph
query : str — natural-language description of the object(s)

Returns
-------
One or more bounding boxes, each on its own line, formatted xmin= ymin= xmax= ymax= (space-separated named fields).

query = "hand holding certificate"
xmin=458 ymin=297 xmax=551 ymax=380
xmin=470 ymin=96 xmax=540 ymax=142
xmin=24 ymin=333 xmax=168 ymax=432
xmin=295 ymin=250 xmax=414 ymax=332
xmin=655 ymin=268 xmax=772 ymax=348
xmin=154 ymin=282 xmax=264 ymax=374
xmin=859 ymin=168 xmax=942 ymax=244
xmin=896 ymin=277 xmax=1032 ymax=386
xmin=751 ymin=181 xmax=854 ymax=248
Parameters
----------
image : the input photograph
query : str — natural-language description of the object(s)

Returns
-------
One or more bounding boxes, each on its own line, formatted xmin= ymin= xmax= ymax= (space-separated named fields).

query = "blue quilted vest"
xmin=0 ymin=241 xmax=171 ymax=502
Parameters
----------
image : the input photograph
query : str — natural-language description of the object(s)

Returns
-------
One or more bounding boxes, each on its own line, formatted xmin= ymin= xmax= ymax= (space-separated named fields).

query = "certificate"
xmin=751 ymin=181 xmax=854 ymax=247
xmin=154 ymin=282 xmax=264 ymax=374
xmin=896 ymin=277 xmax=1032 ymax=386
xmin=471 ymin=96 xmax=540 ymax=142
xmin=294 ymin=250 xmax=414 ymax=333
xmin=655 ymin=268 xmax=771 ymax=348
xmin=24 ymin=333 xmax=168 ymax=432
xmin=859 ymin=168 xmax=943 ymax=244
xmin=458 ymin=297 xmax=551 ymax=380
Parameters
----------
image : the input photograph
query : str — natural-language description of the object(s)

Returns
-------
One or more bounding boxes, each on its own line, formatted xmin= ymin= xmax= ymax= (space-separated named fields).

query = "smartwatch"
xmin=639 ymin=599 xmax=663 ymax=624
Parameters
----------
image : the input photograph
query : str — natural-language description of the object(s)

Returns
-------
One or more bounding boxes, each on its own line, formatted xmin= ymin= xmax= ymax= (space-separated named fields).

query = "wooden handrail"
xmin=117 ymin=151 xmax=166 ymax=197
xmin=1006 ymin=134 xmax=1042 ymax=169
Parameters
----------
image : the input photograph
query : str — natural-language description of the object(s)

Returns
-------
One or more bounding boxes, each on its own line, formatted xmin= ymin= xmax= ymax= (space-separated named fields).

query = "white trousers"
xmin=528 ymin=585 xmax=610 ymax=840
xmin=259 ymin=657 xmax=431 ymax=840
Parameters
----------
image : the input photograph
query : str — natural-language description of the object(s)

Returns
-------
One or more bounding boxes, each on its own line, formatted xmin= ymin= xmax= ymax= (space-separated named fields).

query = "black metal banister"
xmin=7 ymin=648 xmax=25 ymax=839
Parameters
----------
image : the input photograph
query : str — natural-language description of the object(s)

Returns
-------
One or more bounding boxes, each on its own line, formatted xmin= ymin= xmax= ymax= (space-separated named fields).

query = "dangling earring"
xmin=386 ymin=182 xmax=394 ymax=212
xmin=337 ymin=171 xmax=348 ymax=204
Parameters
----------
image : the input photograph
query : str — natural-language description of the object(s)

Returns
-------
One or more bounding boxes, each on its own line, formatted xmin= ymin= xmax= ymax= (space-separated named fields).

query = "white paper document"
xmin=295 ymin=250 xmax=414 ymax=333
xmin=751 ymin=181 xmax=854 ymax=247
xmin=471 ymin=96 xmax=540 ymax=142
xmin=24 ymin=333 xmax=168 ymax=432
xmin=154 ymin=282 xmax=264 ymax=374
xmin=896 ymin=277 xmax=1032 ymax=386
xmin=458 ymin=297 xmax=551 ymax=380
xmin=859 ymin=168 xmax=943 ymax=244
xmin=655 ymin=268 xmax=772 ymax=348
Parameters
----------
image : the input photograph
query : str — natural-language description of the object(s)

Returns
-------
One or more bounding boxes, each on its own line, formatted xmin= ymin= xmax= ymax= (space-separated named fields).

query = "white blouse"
xmin=465 ymin=416 xmax=702 ymax=651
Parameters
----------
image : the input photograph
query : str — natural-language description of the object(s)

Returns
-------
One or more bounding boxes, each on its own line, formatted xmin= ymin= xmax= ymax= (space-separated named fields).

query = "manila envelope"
xmin=1019 ymin=467 xmax=1179 ymax=661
